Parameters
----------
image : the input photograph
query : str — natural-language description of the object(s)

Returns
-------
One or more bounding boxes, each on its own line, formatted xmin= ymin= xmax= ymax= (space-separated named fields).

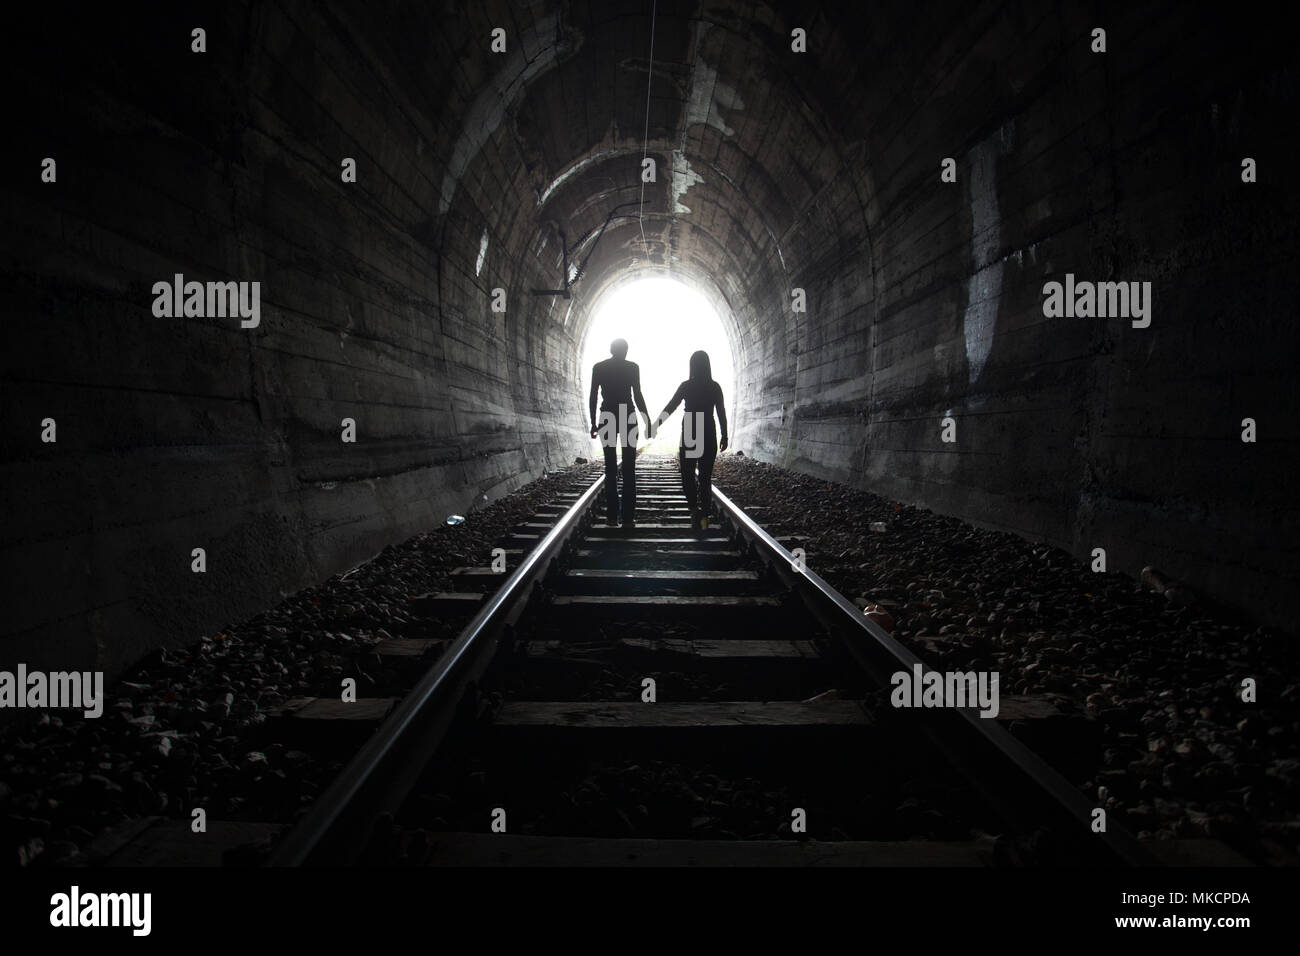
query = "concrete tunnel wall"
xmin=2 ymin=0 xmax=1297 ymax=681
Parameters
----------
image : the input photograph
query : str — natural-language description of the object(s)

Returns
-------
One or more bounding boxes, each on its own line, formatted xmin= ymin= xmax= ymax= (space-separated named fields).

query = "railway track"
xmin=245 ymin=458 xmax=1159 ymax=867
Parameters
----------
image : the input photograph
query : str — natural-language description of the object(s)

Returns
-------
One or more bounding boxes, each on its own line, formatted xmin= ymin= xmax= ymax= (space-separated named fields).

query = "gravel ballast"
xmin=1 ymin=464 xmax=598 ymax=866
xmin=712 ymin=454 xmax=1299 ymax=862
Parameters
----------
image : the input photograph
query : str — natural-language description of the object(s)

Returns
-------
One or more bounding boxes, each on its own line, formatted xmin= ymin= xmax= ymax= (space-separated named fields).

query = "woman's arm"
xmin=654 ymin=383 xmax=686 ymax=435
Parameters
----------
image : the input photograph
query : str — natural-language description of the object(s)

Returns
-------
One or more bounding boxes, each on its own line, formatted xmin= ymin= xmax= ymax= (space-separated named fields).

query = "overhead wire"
xmin=638 ymin=0 xmax=658 ymax=250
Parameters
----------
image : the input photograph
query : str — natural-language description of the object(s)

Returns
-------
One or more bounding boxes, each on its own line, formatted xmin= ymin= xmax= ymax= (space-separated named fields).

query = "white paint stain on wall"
xmin=962 ymin=122 xmax=1014 ymax=386
xmin=684 ymin=58 xmax=743 ymax=136
xmin=476 ymin=228 xmax=489 ymax=276
xmin=671 ymin=21 xmax=745 ymax=216
xmin=670 ymin=151 xmax=704 ymax=214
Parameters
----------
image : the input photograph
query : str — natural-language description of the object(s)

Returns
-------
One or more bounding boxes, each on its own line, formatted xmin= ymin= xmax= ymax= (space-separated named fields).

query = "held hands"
xmin=588 ymin=413 xmax=657 ymax=442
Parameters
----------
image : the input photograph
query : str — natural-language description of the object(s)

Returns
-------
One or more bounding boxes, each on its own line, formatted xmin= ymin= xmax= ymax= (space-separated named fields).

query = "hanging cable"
xmin=638 ymin=0 xmax=658 ymax=250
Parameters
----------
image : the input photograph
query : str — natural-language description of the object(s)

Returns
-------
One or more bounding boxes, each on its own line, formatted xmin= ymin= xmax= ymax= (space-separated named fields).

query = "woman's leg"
xmin=679 ymin=445 xmax=698 ymax=512
xmin=699 ymin=448 xmax=717 ymax=517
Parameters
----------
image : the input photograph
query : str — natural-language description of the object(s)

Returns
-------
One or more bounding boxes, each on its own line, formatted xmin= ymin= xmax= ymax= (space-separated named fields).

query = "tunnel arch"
xmin=364 ymin=0 xmax=1300 ymax=637
xmin=5 ymin=0 xmax=1297 ymax=684
xmin=439 ymin=0 xmax=882 ymax=471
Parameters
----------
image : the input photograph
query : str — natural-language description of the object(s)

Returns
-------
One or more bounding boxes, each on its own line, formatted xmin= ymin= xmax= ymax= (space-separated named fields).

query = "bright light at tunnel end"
xmin=581 ymin=276 xmax=735 ymax=456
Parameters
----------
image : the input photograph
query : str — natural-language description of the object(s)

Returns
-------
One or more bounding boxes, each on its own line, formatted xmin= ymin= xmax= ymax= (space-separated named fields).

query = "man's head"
xmin=610 ymin=338 xmax=629 ymax=359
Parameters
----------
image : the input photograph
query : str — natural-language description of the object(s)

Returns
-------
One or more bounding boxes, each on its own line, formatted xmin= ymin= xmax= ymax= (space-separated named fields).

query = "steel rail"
xmin=268 ymin=474 xmax=606 ymax=866
xmin=712 ymin=485 xmax=1160 ymax=867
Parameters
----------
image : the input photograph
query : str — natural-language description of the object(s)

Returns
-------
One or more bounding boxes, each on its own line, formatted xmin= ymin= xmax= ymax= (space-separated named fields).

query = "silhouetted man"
xmin=589 ymin=338 xmax=651 ymax=527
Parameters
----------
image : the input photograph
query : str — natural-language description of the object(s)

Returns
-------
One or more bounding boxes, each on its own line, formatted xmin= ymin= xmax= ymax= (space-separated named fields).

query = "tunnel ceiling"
xmin=430 ymin=0 xmax=879 ymax=348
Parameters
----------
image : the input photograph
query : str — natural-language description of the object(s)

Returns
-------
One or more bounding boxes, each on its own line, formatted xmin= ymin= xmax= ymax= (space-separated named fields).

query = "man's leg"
xmin=620 ymin=437 xmax=637 ymax=525
xmin=603 ymin=443 xmax=619 ymax=524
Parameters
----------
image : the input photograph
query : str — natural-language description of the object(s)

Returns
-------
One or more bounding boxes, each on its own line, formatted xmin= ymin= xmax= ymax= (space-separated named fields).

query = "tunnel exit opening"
xmin=580 ymin=276 xmax=736 ymax=456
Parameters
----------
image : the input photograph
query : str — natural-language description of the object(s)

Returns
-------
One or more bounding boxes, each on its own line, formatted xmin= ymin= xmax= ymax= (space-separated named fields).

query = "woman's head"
xmin=688 ymin=350 xmax=712 ymax=382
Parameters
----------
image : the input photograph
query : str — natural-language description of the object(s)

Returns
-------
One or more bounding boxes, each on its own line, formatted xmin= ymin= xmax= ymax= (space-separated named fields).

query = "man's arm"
xmin=716 ymin=383 xmax=729 ymax=451
xmin=632 ymin=364 xmax=652 ymax=433
xmin=588 ymin=366 xmax=600 ymax=435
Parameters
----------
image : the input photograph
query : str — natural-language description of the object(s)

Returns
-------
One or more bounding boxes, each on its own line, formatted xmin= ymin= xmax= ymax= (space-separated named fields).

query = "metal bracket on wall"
xmin=530 ymin=228 xmax=571 ymax=299
xmin=530 ymin=201 xmax=646 ymax=300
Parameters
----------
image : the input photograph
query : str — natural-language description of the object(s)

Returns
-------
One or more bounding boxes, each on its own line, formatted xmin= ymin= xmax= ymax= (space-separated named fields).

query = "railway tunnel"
xmin=3 ymin=0 xmax=1300 ymax=890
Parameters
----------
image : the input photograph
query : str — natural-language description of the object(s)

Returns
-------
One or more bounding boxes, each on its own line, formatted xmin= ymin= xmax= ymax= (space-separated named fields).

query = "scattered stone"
xmin=1140 ymin=566 xmax=1171 ymax=594
xmin=862 ymin=605 xmax=896 ymax=632
xmin=802 ymin=689 xmax=843 ymax=703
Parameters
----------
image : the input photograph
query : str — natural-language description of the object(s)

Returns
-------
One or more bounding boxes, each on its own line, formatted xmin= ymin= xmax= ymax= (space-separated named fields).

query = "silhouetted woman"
xmin=655 ymin=350 xmax=728 ymax=530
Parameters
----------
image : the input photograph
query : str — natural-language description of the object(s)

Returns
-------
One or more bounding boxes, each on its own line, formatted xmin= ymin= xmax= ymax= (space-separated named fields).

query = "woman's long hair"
xmin=688 ymin=350 xmax=712 ymax=383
